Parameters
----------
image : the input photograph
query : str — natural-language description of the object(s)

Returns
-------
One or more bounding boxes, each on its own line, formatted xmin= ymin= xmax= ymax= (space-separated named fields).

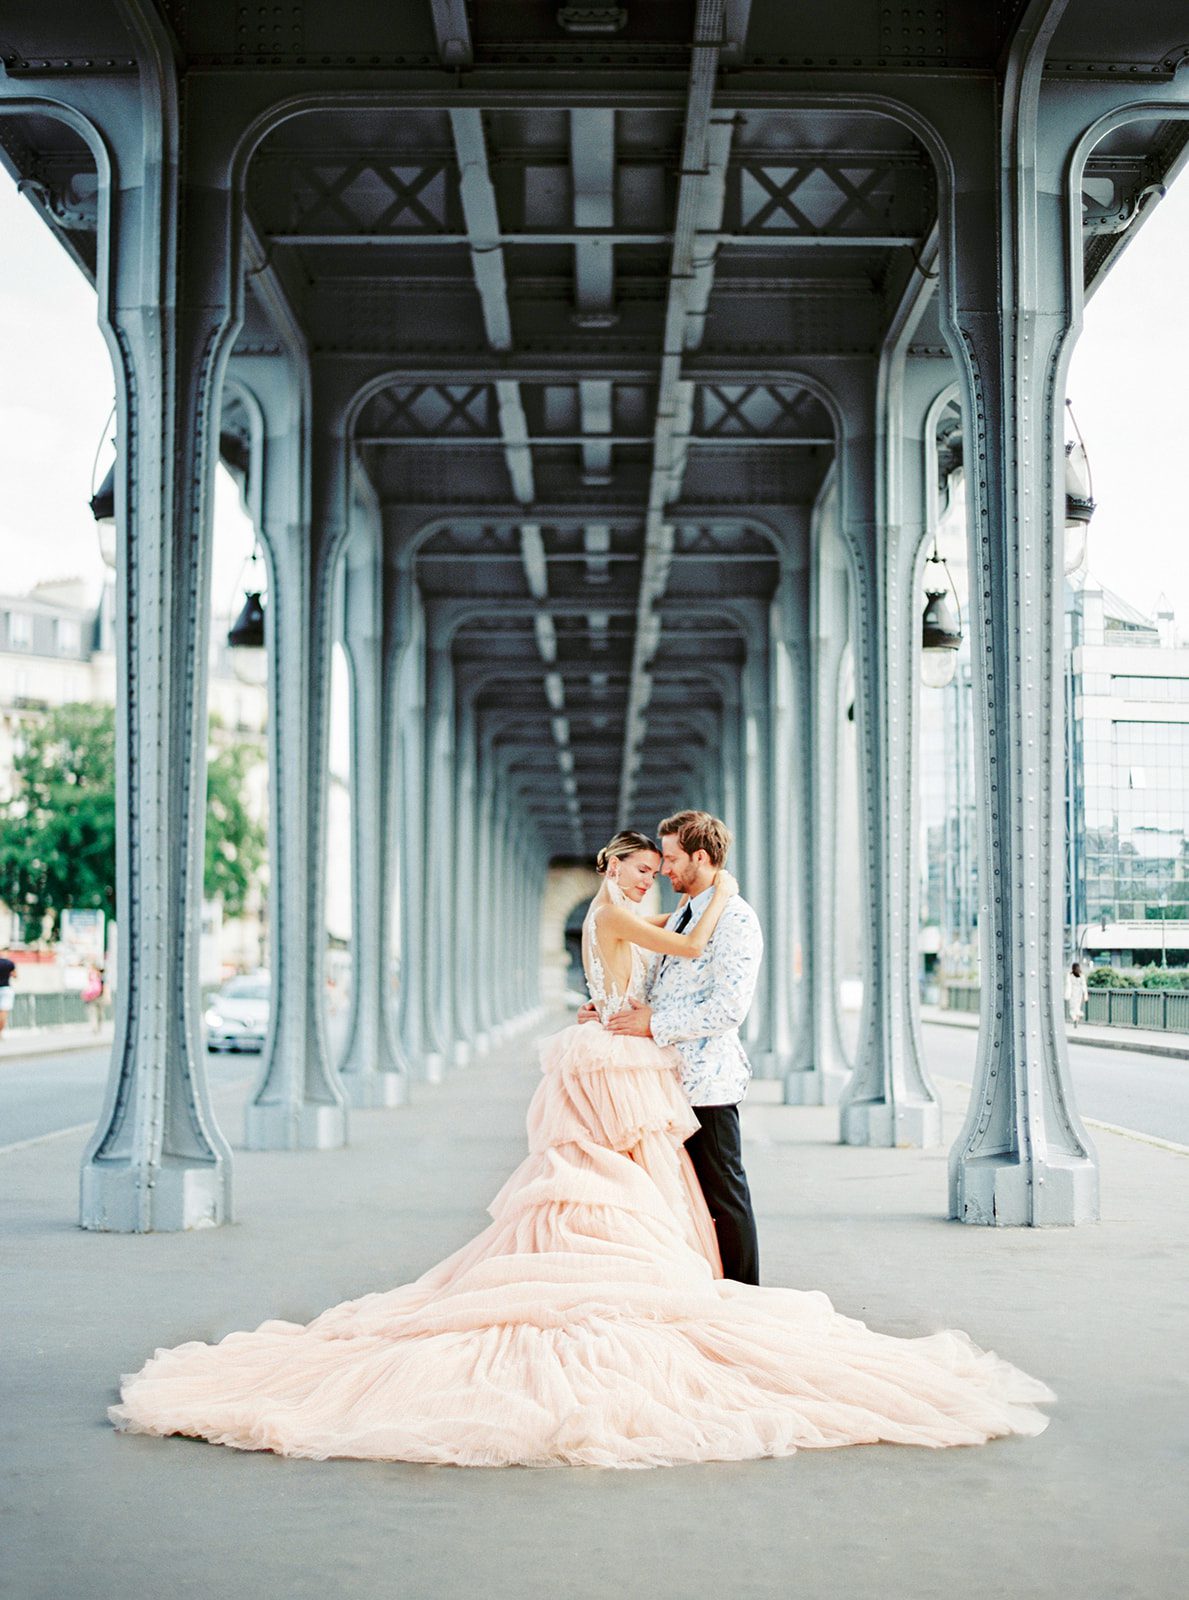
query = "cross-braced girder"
xmin=8 ymin=0 xmax=1189 ymax=1230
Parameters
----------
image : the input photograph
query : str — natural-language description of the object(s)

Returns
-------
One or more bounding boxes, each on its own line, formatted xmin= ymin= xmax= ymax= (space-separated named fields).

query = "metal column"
xmin=336 ymin=483 xmax=407 ymax=1106
xmin=81 ymin=124 xmax=236 ymax=1229
xmin=944 ymin=50 xmax=1099 ymax=1224
xmin=785 ymin=479 xmax=853 ymax=1107
xmin=243 ymin=405 xmax=350 ymax=1150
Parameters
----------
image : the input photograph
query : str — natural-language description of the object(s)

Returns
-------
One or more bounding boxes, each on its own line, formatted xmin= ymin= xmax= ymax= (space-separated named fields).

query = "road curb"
xmin=0 ymin=1027 xmax=115 ymax=1063
xmin=922 ymin=1012 xmax=1188 ymax=1060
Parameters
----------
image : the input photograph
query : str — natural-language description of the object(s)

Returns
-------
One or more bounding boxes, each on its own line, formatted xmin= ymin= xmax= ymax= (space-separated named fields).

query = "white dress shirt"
xmin=645 ymin=884 xmax=764 ymax=1106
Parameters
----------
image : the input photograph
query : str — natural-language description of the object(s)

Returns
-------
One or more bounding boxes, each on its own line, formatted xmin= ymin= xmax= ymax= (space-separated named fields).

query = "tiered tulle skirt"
xmin=110 ymin=1023 xmax=1054 ymax=1466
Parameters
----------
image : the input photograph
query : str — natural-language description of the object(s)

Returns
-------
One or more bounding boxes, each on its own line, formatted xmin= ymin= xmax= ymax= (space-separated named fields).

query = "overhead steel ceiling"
xmin=2 ymin=0 xmax=1187 ymax=859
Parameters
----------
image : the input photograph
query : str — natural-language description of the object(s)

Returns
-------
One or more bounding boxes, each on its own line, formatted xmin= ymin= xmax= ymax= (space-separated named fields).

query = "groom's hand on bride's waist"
xmin=604 ymin=997 xmax=653 ymax=1038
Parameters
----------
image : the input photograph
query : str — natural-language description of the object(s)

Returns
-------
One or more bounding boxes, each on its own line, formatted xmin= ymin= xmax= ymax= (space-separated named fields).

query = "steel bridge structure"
xmin=2 ymin=1 xmax=1186 ymax=1230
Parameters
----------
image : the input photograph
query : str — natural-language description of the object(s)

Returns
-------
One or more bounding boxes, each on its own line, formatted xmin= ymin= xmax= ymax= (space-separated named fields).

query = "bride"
xmin=110 ymin=830 xmax=1054 ymax=1467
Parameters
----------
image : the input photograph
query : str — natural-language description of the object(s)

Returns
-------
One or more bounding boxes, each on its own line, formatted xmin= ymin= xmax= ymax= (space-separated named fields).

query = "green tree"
xmin=0 ymin=702 xmax=116 ymax=942
xmin=1086 ymin=965 xmax=1138 ymax=989
xmin=204 ymin=731 xmax=266 ymax=921
xmin=0 ymin=703 xmax=266 ymax=939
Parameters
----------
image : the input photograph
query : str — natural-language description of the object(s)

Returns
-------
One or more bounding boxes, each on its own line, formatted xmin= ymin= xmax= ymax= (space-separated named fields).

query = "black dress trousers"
xmin=684 ymin=1103 xmax=760 ymax=1286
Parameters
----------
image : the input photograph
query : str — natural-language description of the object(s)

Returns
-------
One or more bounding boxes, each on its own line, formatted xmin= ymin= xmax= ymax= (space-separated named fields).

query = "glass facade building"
xmin=921 ymin=575 xmax=1189 ymax=978
xmin=1068 ymin=583 xmax=1189 ymax=965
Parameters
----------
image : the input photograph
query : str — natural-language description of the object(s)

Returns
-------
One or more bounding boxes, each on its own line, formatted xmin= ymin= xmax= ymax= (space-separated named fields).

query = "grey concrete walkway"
xmin=0 ymin=1020 xmax=115 ymax=1059
xmin=3 ymin=1012 xmax=1187 ymax=1600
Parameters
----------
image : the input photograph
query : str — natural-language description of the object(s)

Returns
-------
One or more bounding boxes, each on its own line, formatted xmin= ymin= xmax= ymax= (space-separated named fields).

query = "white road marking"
xmin=932 ymin=1072 xmax=1189 ymax=1156
xmin=0 ymin=1121 xmax=92 ymax=1156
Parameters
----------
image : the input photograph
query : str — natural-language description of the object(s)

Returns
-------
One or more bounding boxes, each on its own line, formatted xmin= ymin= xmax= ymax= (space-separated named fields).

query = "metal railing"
xmin=1084 ymin=988 xmax=1189 ymax=1033
xmin=940 ymin=982 xmax=1189 ymax=1034
xmin=941 ymin=984 xmax=980 ymax=1015
xmin=7 ymin=991 xmax=90 ymax=1029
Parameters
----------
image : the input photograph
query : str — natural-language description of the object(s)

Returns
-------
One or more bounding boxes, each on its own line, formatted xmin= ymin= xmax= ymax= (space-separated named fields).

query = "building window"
xmin=1111 ymin=675 xmax=1189 ymax=703
xmin=1079 ymin=720 xmax=1189 ymax=928
xmin=55 ymin=619 xmax=81 ymax=655
xmin=8 ymin=612 xmax=31 ymax=650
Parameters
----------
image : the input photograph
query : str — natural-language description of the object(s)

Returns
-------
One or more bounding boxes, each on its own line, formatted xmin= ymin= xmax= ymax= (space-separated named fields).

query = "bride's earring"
xmin=606 ymin=862 xmax=628 ymax=906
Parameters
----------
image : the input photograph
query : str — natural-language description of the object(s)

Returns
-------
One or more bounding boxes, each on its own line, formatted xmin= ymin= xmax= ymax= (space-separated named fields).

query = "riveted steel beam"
xmin=336 ymin=479 xmax=408 ymax=1104
xmin=617 ymin=0 xmax=735 ymax=825
xmin=356 ymin=432 xmax=833 ymax=447
xmin=449 ymin=109 xmax=583 ymax=848
xmin=331 ymin=352 xmax=871 ymax=392
xmin=79 ymin=124 xmax=240 ymax=1230
xmin=570 ymin=109 xmax=616 ymax=298
xmin=943 ymin=16 xmax=1103 ymax=1225
xmin=429 ymin=0 xmax=472 ymax=68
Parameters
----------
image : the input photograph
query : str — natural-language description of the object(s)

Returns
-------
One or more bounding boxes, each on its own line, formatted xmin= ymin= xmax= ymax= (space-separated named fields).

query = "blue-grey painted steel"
xmin=337 ymin=484 xmax=408 ymax=1107
xmin=6 ymin=0 xmax=1187 ymax=1228
xmin=21 ymin=56 xmax=243 ymax=1231
xmin=941 ymin=25 xmax=1111 ymax=1223
xmin=838 ymin=345 xmax=947 ymax=1149
xmin=449 ymin=689 xmax=482 ymax=1064
xmin=785 ymin=475 xmax=852 ymax=1108
xmin=243 ymin=405 xmax=350 ymax=1151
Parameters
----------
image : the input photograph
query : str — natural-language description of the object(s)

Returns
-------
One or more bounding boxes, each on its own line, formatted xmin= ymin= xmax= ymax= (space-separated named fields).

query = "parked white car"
xmin=204 ymin=973 xmax=270 ymax=1053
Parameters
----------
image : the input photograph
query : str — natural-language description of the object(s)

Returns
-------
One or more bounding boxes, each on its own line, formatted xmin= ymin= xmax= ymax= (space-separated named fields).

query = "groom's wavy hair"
xmin=657 ymin=810 xmax=733 ymax=869
xmin=595 ymin=830 xmax=661 ymax=876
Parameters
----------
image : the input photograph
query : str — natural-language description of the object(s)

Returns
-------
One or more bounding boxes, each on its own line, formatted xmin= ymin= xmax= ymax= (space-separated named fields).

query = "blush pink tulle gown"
xmin=109 ymin=908 xmax=1054 ymax=1467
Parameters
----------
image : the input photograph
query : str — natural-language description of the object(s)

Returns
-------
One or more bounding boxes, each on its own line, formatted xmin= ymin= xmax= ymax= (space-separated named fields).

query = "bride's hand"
xmin=715 ymin=869 xmax=738 ymax=897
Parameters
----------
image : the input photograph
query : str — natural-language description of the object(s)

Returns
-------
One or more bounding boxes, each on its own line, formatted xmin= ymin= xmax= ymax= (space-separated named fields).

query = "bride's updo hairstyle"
xmin=596 ymin=830 xmax=661 ymax=876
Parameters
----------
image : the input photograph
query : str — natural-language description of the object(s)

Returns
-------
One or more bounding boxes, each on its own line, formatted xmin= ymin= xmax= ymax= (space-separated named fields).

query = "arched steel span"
xmin=6 ymin=1 xmax=1189 ymax=1227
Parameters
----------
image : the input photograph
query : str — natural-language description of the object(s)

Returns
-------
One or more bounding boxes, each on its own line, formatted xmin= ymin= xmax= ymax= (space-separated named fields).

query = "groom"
xmin=582 ymin=809 xmax=764 ymax=1285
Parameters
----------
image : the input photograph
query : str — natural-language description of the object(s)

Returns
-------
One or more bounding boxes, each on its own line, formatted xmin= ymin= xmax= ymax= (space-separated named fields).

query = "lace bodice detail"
xmin=581 ymin=896 xmax=652 ymax=1023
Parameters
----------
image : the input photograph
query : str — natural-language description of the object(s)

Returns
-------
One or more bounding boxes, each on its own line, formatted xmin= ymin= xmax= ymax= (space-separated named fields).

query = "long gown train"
xmin=110 ymin=1021 xmax=1054 ymax=1467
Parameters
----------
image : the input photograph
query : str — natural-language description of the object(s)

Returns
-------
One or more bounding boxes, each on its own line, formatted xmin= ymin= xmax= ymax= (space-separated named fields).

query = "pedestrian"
xmin=1064 ymin=961 xmax=1088 ymax=1027
xmin=0 ymin=950 xmax=16 ymax=1044
xmin=82 ymin=963 xmax=106 ymax=1033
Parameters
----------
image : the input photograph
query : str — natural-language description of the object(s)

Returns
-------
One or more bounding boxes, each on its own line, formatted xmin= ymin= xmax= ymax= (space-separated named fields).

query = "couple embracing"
xmin=111 ymin=810 xmax=1054 ymax=1468
xmin=575 ymin=810 xmax=763 ymax=1287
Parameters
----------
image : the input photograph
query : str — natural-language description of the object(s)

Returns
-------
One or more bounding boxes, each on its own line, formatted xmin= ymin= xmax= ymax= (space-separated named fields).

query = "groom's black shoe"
xmin=686 ymin=1104 xmax=760 ymax=1285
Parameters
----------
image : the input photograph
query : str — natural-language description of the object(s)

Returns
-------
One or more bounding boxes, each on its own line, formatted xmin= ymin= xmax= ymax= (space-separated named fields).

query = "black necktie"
xmin=659 ymin=904 xmax=693 ymax=978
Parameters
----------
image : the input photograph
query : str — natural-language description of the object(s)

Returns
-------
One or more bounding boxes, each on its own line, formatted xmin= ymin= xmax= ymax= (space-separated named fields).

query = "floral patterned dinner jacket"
xmin=645 ymin=883 xmax=764 ymax=1106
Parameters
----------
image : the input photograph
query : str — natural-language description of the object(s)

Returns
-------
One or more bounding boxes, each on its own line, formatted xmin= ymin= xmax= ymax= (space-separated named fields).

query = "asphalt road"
xmin=2 ymin=1018 xmax=1186 ymax=1151
xmin=0 ymin=1011 xmax=355 ymax=1149
xmin=920 ymin=1021 xmax=1189 ymax=1146
xmin=0 ymin=1044 xmax=258 ymax=1148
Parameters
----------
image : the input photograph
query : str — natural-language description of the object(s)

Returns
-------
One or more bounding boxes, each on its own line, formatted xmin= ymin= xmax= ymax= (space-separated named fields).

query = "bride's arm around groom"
xmin=604 ymin=828 xmax=764 ymax=1286
xmin=605 ymin=889 xmax=763 ymax=1098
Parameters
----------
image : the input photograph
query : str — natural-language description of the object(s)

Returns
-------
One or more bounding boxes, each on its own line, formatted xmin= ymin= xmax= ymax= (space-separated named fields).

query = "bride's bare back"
xmin=582 ymin=903 xmax=647 ymax=1020
xmin=581 ymin=866 xmax=739 ymax=1021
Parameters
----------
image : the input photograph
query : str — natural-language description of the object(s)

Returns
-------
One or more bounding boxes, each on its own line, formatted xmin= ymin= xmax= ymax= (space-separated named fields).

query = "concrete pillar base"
xmin=783 ymin=1066 xmax=849 ymax=1107
xmin=750 ymin=1050 xmax=786 ymax=1081
xmin=451 ymin=1040 xmax=472 ymax=1068
xmin=243 ymin=1101 xmax=349 ymax=1151
xmin=840 ymin=1097 xmax=942 ymax=1149
xmin=340 ymin=1071 xmax=406 ymax=1109
xmin=951 ymin=1150 xmax=1100 ymax=1227
xmin=421 ymin=1051 xmax=445 ymax=1083
xmin=80 ymin=1160 xmax=230 ymax=1233
xmin=472 ymin=1032 xmax=490 ymax=1056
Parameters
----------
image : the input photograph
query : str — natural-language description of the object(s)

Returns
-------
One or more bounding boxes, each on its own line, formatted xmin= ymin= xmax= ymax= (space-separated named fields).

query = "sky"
xmin=0 ymin=172 xmax=354 ymax=780
xmin=1 ymin=163 xmax=1188 ymax=630
xmin=1067 ymin=172 xmax=1189 ymax=630
xmin=0 ymin=174 xmax=255 ymax=614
